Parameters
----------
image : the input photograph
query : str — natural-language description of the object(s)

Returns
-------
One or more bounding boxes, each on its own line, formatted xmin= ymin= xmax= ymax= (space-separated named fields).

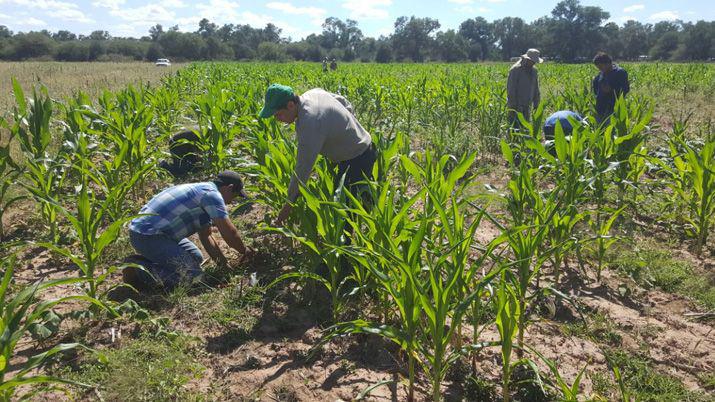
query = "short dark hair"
xmin=593 ymin=52 xmax=612 ymax=65
xmin=279 ymin=95 xmax=300 ymax=110
xmin=213 ymin=170 xmax=247 ymax=197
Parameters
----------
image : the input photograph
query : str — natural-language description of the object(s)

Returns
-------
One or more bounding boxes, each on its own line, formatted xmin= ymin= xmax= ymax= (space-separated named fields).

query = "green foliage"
xmin=0 ymin=255 xmax=106 ymax=401
xmin=61 ymin=333 xmax=203 ymax=401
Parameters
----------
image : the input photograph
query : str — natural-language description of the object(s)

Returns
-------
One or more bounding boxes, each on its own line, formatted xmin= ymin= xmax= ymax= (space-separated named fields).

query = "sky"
xmin=0 ymin=0 xmax=712 ymax=40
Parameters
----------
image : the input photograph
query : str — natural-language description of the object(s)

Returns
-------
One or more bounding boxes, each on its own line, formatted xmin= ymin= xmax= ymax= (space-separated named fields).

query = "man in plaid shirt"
xmin=125 ymin=170 xmax=251 ymax=290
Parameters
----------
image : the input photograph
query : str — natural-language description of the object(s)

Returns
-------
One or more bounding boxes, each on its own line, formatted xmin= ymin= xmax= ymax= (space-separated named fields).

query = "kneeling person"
xmin=125 ymin=170 xmax=250 ymax=290
xmin=543 ymin=110 xmax=583 ymax=156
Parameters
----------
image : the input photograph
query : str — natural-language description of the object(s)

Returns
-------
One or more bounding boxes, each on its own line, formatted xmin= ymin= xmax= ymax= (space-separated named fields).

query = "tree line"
xmin=0 ymin=0 xmax=713 ymax=63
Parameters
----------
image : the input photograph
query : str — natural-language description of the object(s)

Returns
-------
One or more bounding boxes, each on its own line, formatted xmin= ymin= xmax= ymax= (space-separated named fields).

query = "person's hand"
xmin=274 ymin=204 xmax=292 ymax=226
xmin=214 ymin=254 xmax=228 ymax=268
xmin=239 ymin=245 xmax=255 ymax=264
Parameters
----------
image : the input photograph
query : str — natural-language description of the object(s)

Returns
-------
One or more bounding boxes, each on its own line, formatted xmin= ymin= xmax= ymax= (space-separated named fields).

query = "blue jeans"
xmin=128 ymin=230 xmax=204 ymax=289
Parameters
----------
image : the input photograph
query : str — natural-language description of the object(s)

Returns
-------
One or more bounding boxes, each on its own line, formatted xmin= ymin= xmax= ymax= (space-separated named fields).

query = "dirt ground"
xmin=5 ymin=190 xmax=714 ymax=401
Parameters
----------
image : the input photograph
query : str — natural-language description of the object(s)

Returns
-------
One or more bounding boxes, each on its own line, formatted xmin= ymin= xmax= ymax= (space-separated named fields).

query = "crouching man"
xmin=258 ymin=84 xmax=376 ymax=225
xmin=124 ymin=170 xmax=252 ymax=290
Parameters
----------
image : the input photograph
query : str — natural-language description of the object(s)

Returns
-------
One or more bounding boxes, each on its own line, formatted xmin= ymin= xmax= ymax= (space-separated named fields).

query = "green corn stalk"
xmin=325 ymin=153 xmax=502 ymax=402
xmin=526 ymin=345 xmax=589 ymax=402
xmin=495 ymin=275 xmax=520 ymax=402
xmin=0 ymin=144 xmax=25 ymax=241
xmin=0 ymin=254 xmax=108 ymax=401
xmin=658 ymin=130 xmax=715 ymax=257
xmin=191 ymin=86 xmax=245 ymax=175
xmin=267 ymin=166 xmax=349 ymax=322
xmin=94 ymin=85 xmax=155 ymax=198
xmin=6 ymin=79 xmax=68 ymax=243
xmin=37 ymin=178 xmax=138 ymax=301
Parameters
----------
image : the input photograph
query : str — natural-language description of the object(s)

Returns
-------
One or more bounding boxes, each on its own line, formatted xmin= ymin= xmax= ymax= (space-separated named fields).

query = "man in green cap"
xmin=259 ymin=84 xmax=375 ymax=225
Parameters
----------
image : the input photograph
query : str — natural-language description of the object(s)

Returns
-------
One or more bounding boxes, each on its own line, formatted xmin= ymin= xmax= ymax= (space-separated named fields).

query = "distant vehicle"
xmin=155 ymin=58 xmax=171 ymax=67
xmin=638 ymin=55 xmax=650 ymax=61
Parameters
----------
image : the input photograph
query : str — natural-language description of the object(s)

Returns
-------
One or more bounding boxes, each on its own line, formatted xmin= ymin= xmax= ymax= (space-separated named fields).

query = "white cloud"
xmin=448 ymin=0 xmax=473 ymax=4
xmin=342 ymin=0 xmax=392 ymax=20
xmin=649 ymin=10 xmax=679 ymax=21
xmin=109 ymin=4 xmax=176 ymax=25
xmin=92 ymin=0 xmax=125 ymax=10
xmin=482 ymin=0 xmax=505 ymax=3
xmin=456 ymin=5 xmax=491 ymax=13
xmin=23 ymin=16 xmax=46 ymax=26
xmin=265 ymin=3 xmax=325 ymax=18
xmin=48 ymin=8 xmax=94 ymax=23
xmin=623 ymin=4 xmax=644 ymax=13
xmin=3 ymin=0 xmax=93 ymax=23
xmin=265 ymin=2 xmax=326 ymax=26
xmin=616 ymin=15 xmax=637 ymax=23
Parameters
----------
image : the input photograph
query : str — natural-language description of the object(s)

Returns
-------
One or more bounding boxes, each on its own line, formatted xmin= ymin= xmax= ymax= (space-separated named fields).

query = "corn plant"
xmin=6 ymin=79 xmax=69 ymax=243
xmin=498 ymin=142 xmax=561 ymax=354
xmin=38 ymin=179 xmax=137 ymax=302
xmin=0 ymin=255 xmax=106 ymax=401
xmin=494 ymin=276 xmax=521 ymax=402
xmin=526 ymin=346 xmax=589 ymax=402
xmin=268 ymin=167 xmax=350 ymax=322
xmin=540 ymin=122 xmax=592 ymax=284
xmin=94 ymin=85 xmax=156 ymax=197
xmin=325 ymin=153 xmax=502 ymax=402
xmin=190 ymin=86 xmax=245 ymax=175
xmin=658 ymin=130 xmax=715 ymax=256
xmin=0 ymin=144 xmax=24 ymax=241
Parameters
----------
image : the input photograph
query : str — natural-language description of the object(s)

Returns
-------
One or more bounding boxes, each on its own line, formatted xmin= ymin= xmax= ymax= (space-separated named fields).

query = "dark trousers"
xmin=335 ymin=144 xmax=377 ymax=202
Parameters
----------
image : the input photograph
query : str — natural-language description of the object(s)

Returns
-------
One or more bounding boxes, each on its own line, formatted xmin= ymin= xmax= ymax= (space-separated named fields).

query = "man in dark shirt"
xmin=592 ymin=52 xmax=630 ymax=123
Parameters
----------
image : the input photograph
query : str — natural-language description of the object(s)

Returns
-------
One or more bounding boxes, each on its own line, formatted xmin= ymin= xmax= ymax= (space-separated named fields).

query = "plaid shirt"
xmin=129 ymin=182 xmax=228 ymax=241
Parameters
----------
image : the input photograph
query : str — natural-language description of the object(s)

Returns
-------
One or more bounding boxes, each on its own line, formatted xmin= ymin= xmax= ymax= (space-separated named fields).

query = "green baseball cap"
xmin=258 ymin=84 xmax=295 ymax=118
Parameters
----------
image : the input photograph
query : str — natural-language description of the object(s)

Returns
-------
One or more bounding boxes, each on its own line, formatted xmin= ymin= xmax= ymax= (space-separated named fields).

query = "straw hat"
xmin=521 ymin=48 xmax=544 ymax=64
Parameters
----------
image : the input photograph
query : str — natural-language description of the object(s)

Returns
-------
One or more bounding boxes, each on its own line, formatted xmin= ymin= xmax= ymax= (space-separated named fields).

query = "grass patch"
xmin=561 ymin=311 xmax=622 ymax=346
xmin=60 ymin=333 xmax=204 ymax=401
xmin=181 ymin=275 xmax=263 ymax=333
xmin=602 ymin=349 xmax=711 ymax=402
xmin=608 ymin=241 xmax=715 ymax=309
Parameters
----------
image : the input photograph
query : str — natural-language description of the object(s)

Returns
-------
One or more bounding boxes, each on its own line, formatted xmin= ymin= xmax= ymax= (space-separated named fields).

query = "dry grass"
xmin=0 ymin=61 xmax=186 ymax=114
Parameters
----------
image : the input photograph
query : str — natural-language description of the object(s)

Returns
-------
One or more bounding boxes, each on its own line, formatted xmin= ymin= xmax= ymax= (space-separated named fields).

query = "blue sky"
xmin=0 ymin=0 xmax=712 ymax=39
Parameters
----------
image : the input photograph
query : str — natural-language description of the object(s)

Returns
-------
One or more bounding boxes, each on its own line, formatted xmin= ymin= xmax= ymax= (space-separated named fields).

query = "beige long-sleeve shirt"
xmin=287 ymin=88 xmax=372 ymax=201
xmin=506 ymin=60 xmax=541 ymax=111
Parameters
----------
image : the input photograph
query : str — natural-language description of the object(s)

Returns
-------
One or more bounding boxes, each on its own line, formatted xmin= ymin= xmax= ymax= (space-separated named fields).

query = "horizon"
xmin=0 ymin=0 xmax=713 ymax=40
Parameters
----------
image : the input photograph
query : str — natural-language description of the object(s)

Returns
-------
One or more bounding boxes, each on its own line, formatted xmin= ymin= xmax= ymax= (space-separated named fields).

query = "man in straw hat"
xmin=506 ymin=48 xmax=543 ymax=130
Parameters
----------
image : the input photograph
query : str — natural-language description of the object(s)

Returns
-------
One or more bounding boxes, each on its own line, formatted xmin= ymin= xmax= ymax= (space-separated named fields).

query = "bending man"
xmin=258 ymin=84 xmax=375 ymax=225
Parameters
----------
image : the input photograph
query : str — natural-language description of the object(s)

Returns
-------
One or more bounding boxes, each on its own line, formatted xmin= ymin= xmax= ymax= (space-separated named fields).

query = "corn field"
xmin=0 ymin=62 xmax=714 ymax=401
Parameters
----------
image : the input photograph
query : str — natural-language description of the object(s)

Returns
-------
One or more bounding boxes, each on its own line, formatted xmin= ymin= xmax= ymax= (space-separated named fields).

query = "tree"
xmin=677 ymin=21 xmax=713 ymax=60
xmin=434 ymin=30 xmax=468 ymax=62
xmin=197 ymin=18 xmax=218 ymax=38
xmin=257 ymin=41 xmax=286 ymax=61
xmin=88 ymin=30 xmax=111 ymax=41
xmin=547 ymin=0 xmax=610 ymax=61
xmin=0 ymin=25 xmax=11 ymax=39
xmin=55 ymin=41 xmax=89 ymax=61
xmin=459 ymin=17 xmax=493 ymax=61
xmin=52 ymin=30 xmax=77 ymax=41
xmin=392 ymin=16 xmax=441 ymax=62
xmin=620 ymin=20 xmax=650 ymax=59
xmin=12 ymin=32 xmax=55 ymax=60
xmin=149 ymin=24 xmax=164 ymax=41
xmin=375 ymin=40 xmax=393 ymax=63
xmin=146 ymin=43 xmax=164 ymax=60
xmin=493 ymin=17 xmax=530 ymax=60
xmin=650 ymin=31 xmax=680 ymax=60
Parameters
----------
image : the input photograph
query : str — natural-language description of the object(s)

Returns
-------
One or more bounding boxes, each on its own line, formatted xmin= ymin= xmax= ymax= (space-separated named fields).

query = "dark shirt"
xmin=592 ymin=64 xmax=630 ymax=117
